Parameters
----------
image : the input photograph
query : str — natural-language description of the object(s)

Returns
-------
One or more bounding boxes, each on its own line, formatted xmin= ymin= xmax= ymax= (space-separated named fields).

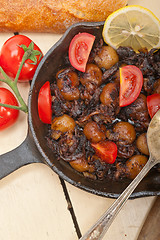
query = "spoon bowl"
xmin=80 ymin=109 xmax=160 ymax=240
xmin=147 ymin=109 xmax=160 ymax=162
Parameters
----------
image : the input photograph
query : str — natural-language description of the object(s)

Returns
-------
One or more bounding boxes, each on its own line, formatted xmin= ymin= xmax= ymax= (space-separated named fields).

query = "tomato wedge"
xmin=91 ymin=140 xmax=117 ymax=164
xmin=147 ymin=93 xmax=160 ymax=118
xmin=119 ymin=65 xmax=143 ymax=107
xmin=69 ymin=32 xmax=95 ymax=72
xmin=38 ymin=81 xmax=52 ymax=124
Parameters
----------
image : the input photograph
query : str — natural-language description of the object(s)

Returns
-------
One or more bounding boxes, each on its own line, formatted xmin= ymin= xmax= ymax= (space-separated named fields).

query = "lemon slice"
xmin=102 ymin=5 xmax=160 ymax=52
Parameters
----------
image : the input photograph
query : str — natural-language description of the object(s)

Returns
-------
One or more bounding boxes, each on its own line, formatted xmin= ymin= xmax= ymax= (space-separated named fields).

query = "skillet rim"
xmin=28 ymin=21 xmax=160 ymax=199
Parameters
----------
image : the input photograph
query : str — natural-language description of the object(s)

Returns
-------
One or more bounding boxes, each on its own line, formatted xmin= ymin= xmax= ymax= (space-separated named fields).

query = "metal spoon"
xmin=80 ymin=109 xmax=160 ymax=240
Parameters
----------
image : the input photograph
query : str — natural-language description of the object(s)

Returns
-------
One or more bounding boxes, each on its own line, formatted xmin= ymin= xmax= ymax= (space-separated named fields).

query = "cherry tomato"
xmin=91 ymin=140 xmax=117 ymax=164
xmin=147 ymin=93 xmax=160 ymax=118
xmin=119 ymin=65 xmax=143 ymax=107
xmin=0 ymin=35 xmax=43 ymax=82
xmin=69 ymin=32 xmax=95 ymax=72
xmin=0 ymin=88 xmax=19 ymax=130
xmin=38 ymin=81 xmax=52 ymax=124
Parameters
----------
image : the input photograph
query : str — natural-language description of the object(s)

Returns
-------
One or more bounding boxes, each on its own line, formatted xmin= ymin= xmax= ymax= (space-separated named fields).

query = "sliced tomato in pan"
xmin=69 ymin=32 xmax=95 ymax=72
xmin=38 ymin=81 xmax=52 ymax=124
xmin=91 ymin=140 xmax=117 ymax=164
xmin=147 ymin=93 xmax=160 ymax=118
xmin=119 ymin=65 xmax=143 ymax=107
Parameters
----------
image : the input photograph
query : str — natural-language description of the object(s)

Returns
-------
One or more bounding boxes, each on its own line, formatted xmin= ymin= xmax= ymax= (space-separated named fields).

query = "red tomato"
xmin=38 ymin=81 xmax=52 ymax=124
xmin=0 ymin=88 xmax=19 ymax=130
xmin=119 ymin=65 xmax=143 ymax=107
xmin=0 ymin=35 xmax=43 ymax=82
xmin=91 ymin=140 xmax=117 ymax=164
xmin=147 ymin=93 xmax=160 ymax=118
xmin=69 ymin=32 xmax=95 ymax=72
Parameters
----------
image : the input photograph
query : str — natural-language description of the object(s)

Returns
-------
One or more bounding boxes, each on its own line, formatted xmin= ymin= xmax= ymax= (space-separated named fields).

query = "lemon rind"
xmin=102 ymin=5 xmax=160 ymax=51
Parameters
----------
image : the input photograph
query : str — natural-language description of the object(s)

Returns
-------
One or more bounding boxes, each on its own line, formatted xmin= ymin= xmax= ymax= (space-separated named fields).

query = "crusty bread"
xmin=0 ymin=0 xmax=128 ymax=33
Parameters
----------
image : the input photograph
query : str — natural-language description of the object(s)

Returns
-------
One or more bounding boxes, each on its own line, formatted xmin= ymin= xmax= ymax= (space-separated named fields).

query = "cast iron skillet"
xmin=0 ymin=22 xmax=160 ymax=199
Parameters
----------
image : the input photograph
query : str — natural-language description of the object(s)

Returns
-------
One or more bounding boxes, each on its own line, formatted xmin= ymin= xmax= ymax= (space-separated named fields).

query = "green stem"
xmin=10 ymin=81 xmax=28 ymax=113
xmin=0 ymin=42 xmax=42 ymax=114
xmin=0 ymin=103 xmax=26 ymax=112
xmin=14 ymin=51 xmax=32 ymax=84
xmin=0 ymin=67 xmax=28 ymax=113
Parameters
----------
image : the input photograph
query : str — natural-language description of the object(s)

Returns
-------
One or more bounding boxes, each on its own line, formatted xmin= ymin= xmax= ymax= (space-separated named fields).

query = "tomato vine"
xmin=0 ymin=41 xmax=42 ymax=113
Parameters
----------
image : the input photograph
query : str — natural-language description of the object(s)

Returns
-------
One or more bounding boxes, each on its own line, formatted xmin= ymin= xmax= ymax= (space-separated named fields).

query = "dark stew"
xmin=46 ymin=38 xmax=160 ymax=182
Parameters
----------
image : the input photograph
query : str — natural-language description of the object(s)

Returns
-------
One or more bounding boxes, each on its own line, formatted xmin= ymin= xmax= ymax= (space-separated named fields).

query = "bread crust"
xmin=0 ymin=0 xmax=128 ymax=33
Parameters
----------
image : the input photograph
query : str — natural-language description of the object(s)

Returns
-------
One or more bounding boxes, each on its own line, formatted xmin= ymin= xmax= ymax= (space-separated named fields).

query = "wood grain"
xmin=137 ymin=197 xmax=160 ymax=240
xmin=0 ymin=1 xmax=159 ymax=240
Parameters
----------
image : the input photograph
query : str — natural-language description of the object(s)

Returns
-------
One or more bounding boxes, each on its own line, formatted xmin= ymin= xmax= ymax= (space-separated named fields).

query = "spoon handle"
xmin=80 ymin=157 xmax=155 ymax=240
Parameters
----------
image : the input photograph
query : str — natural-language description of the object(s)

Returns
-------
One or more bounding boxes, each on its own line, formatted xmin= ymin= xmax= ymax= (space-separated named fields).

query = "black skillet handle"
xmin=0 ymin=129 xmax=44 ymax=180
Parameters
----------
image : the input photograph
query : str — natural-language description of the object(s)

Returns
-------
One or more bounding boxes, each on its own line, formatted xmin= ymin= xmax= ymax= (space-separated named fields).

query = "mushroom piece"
xmin=94 ymin=46 xmax=119 ymax=69
xmin=124 ymin=94 xmax=150 ymax=131
xmin=80 ymin=63 xmax=102 ymax=87
xmin=99 ymin=82 xmax=120 ymax=122
xmin=153 ymin=79 xmax=160 ymax=94
xmin=136 ymin=133 xmax=149 ymax=155
xmin=125 ymin=155 xmax=148 ymax=179
xmin=51 ymin=114 xmax=75 ymax=140
xmin=56 ymin=68 xmax=80 ymax=101
xmin=106 ymin=121 xmax=136 ymax=145
xmin=83 ymin=121 xmax=106 ymax=143
xmin=113 ymin=121 xmax=136 ymax=144
xmin=70 ymin=157 xmax=94 ymax=173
